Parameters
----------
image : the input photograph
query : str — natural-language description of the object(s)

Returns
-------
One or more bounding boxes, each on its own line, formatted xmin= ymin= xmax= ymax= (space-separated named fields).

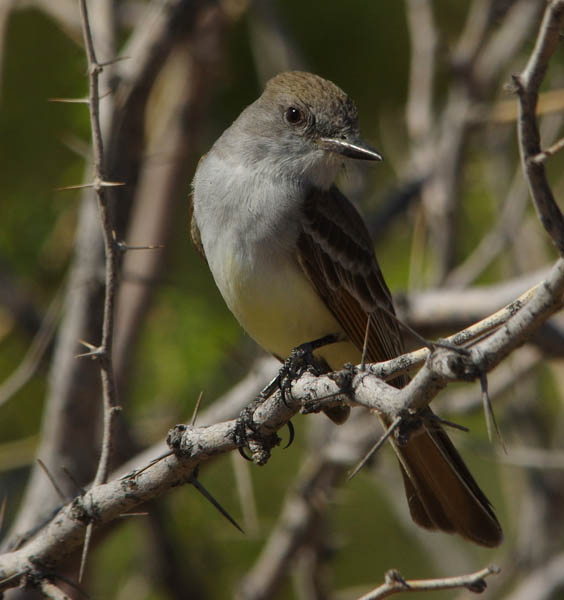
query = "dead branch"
xmin=79 ymin=0 xmax=120 ymax=489
xmin=514 ymin=0 xmax=564 ymax=255
xmin=74 ymin=0 xmax=123 ymax=581
xmin=356 ymin=565 xmax=499 ymax=599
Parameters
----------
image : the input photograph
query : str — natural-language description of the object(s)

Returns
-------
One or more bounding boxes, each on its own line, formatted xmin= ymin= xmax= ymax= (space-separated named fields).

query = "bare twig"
xmin=532 ymin=135 xmax=564 ymax=164
xmin=79 ymin=0 xmax=121 ymax=487
xmin=379 ymin=277 xmax=551 ymax=381
xmin=75 ymin=0 xmax=123 ymax=583
xmin=356 ymin=564 xmax=499 ymax=599
xmin=514 ymin=0 xmax=564 ymax=255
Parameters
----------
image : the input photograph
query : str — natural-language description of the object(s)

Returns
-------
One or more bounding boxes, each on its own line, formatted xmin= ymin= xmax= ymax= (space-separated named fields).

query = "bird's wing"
xmin=296 ymin=184 xmax=404 ymax=366
xmin=296 ymin=185 xmax=502 ymax=547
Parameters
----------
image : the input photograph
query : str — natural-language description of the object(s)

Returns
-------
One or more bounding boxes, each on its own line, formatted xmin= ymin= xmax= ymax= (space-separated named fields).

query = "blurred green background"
xmin=2 ymin=1 xmax=563 ymax=599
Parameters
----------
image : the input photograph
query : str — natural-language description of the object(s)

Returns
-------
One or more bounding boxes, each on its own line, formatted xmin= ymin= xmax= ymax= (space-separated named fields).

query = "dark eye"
xmin=285 ymin=106 xmax=304 ymax=125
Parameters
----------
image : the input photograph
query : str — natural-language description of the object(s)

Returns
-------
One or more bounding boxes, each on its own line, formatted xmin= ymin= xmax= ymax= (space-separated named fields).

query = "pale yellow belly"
xmin=222 ymin=251 xmax=361 ymax=369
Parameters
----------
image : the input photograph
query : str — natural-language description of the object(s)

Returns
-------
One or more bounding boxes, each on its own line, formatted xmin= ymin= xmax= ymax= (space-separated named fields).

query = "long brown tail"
xmin=387 ymin=408 xmax=503 ymax=547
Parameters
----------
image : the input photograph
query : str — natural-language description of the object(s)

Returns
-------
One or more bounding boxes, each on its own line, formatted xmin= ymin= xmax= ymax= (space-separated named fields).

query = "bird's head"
xmin=234 ymin=71 xmax=381 ymax=189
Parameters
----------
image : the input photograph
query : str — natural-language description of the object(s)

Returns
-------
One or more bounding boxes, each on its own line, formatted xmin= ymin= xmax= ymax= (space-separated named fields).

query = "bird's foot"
xmin=234 ymin=335 xmax=342 ymax=463
xmin=282 ymin=334 xmax=351 ymax=424
xmin=234 ymin=403 xmax=282 ymax=465
xmin=278 ymin=333 xmax=343 ymax=404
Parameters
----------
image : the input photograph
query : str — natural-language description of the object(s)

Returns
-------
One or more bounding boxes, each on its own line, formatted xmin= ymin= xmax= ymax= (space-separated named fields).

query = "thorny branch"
xmin=76 ymin=0 xmax=122 ymax=584
xmin=78 ymin=0 xmax=120 ymax=491
xmin=0 ymin=254 xmax=563 ymax=591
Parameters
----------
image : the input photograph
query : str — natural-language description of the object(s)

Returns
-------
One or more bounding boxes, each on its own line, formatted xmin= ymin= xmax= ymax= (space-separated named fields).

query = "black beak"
xmin=319 ymin=136 xmax=383 ymax=161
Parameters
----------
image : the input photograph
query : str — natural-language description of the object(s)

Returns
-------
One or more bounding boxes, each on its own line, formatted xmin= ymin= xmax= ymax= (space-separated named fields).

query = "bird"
xmin=190 ymin=70 xmax=502 ymax=547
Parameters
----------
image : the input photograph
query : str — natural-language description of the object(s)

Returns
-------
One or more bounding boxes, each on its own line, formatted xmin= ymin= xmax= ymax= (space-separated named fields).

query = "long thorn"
xmin=191 ymin=391 xmax=204 ymax=427
xmin=379 ymin=304 xmax=470 ymax=356
xmin=78 ymin=522 xmax=93 ymax=583
xmin=190 ymin=477 xmax=244 ymax=533
xmin=122 ymin=450 xmax=174 ymax=479
xmin=60 ymin=466 xmax=82 ymax=494
xmin=480 ymin=373 xmax=506 ymax=452
xmin=348 ymin=416 xmax=403 ymax=480
xmin=37 ymin=459 xmax=67 ymax=502
xmin=426 ymin=414 xmax=469 ymax=433
xmin=361 ymin=314 xmax=372 ymax=371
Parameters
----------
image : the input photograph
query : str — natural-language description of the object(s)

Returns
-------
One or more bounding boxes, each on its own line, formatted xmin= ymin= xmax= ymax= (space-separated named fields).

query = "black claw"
xmin=280 ymin=387 xmax=291 ymax=408
xmin=238 ymin=446 xmax=253 ymax=461
xmin=234 ymin=335 xmax=340 ymax=464
xmin=283 ymin=420 xmax=295 ymax=449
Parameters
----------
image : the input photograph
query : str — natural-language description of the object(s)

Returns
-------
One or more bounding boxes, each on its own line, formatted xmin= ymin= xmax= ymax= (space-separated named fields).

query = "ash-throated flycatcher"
xmin=190 ymin=71 xmax=502 ymax=547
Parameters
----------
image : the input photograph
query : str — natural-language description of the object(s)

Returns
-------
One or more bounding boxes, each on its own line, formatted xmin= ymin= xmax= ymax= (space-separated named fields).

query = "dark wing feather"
xmin=296 ymin=185 xmax=502 ymax=547
xmin=297 ymin=185 xmax=405 ymax=370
